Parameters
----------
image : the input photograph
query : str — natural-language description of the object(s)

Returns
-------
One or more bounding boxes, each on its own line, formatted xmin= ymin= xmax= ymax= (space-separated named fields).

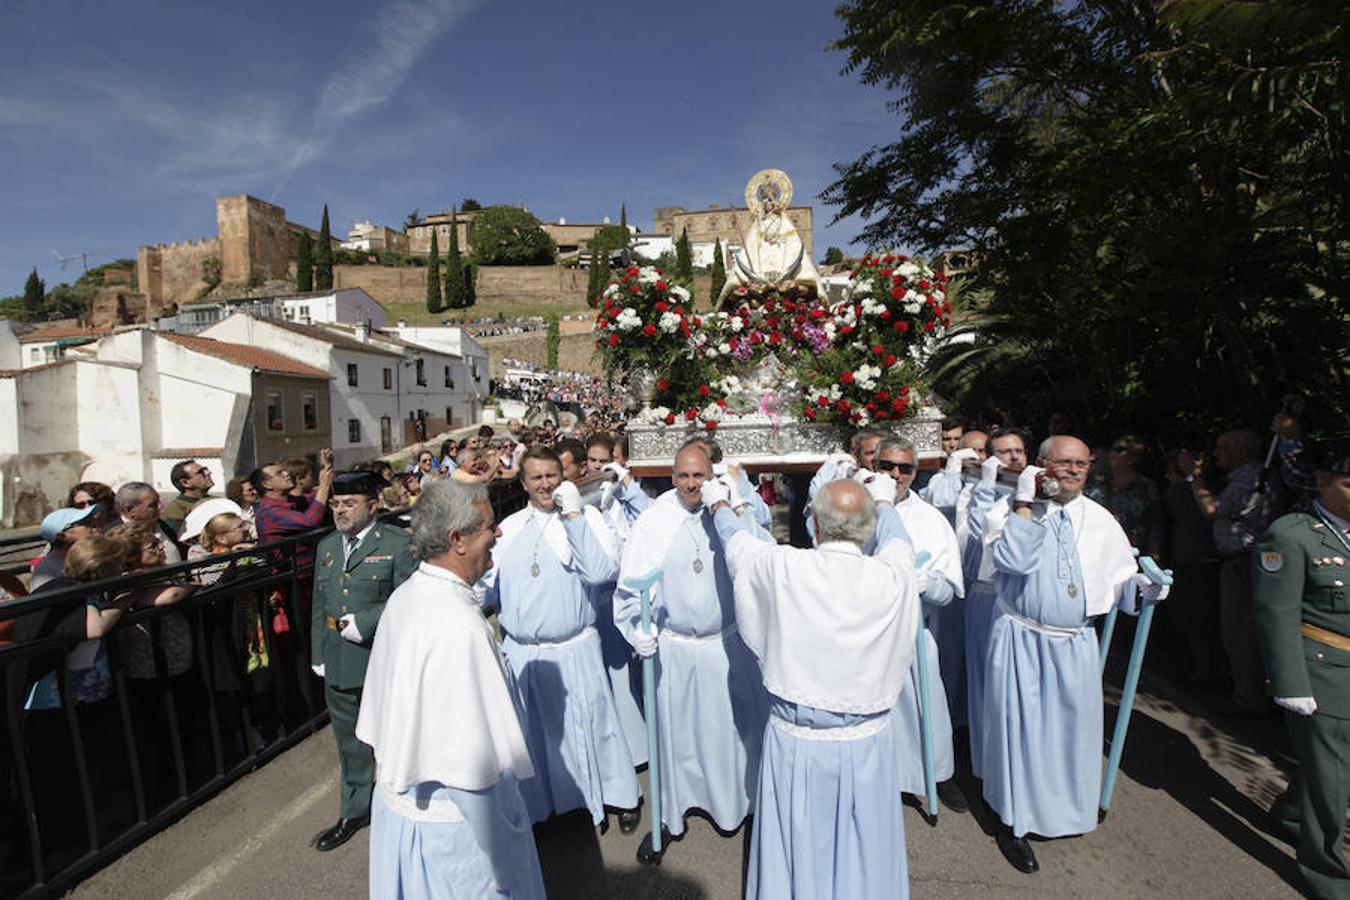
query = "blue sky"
xmin=0 ymin=0 xmax=902 ymax=296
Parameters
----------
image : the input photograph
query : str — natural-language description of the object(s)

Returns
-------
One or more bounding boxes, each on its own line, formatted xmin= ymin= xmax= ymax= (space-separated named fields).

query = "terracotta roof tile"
xmin=253 ymin=316 xmax=402 ymax=358
xmin=162 ymin=333 xmax=331 ymax=379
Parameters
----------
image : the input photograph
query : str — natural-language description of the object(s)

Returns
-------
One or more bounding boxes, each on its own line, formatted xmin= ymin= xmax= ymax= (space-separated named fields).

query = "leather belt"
xmin=1302 ymin=622 xmax=1350 ymax=653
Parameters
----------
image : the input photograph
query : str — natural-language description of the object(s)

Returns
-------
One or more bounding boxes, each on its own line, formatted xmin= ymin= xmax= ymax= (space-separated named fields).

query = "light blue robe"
xmin=963 ymin=482 xmax=1007 ymax=777
xmin=369 ymin=774 xmax=545 ymax=900
xmin=747 ymin=698 xmax=907 ymax=900
xmin=486 ymin=512 xmax=641 ymax=824
xmin=921 ymin=470 xmax=969 ymax=725
xmin=613 ymin=502 xmax=770 ymax=836
xmin=981 ymin=510 xmax=1101 ymax=838
xmin=597 ymin=479 xmax=654 ymax=767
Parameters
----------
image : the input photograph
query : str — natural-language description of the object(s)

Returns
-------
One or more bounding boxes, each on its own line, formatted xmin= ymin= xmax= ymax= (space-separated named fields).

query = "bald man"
xmin=976 ymin=436 xmax=1159 ymax=873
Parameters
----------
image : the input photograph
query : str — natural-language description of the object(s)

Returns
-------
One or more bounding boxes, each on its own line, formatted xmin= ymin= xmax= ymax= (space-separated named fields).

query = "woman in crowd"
xmin=398 ymin=472 xmax=422 ymax=505
xmin=1087 ymin=434 xmax=1164 ymax=559
xmin=225 ymin=477 xmax=258 ymax=527
xmin=67 ymin=481 xmax=116 ymax=521
xmin=414 ymin=450 xmax=439 ymax=483
xmin=380 ymin=480 xmax=411 ymax=511
xmin=31 ymin=505 xmax=107 ymax=591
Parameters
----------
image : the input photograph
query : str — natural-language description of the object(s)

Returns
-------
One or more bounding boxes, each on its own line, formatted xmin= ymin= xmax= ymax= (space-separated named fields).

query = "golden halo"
xmin=744 ymin=169 xmax=793 ymax=217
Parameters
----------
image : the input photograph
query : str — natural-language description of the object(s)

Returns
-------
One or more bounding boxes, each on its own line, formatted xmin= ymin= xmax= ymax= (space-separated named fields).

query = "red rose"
xmin=698 ymin=384 xmax=710 ymax=398
xmin=871 ymin=345 xmax=885 ymax=356
xmin=769 ymin=331 xmax=782 ymax=344
xmin=850 ymin=412 xmax=862 ymax=424
xmin=918 ymin=279 xmax=931 ymax=291
xmin=880 ymin=309 xmax=892 ymax=321
xmin=656 ymin=280 xmax=668 ymax=292
xmin=894 ymin=321 xmax=909 ymax=334
xmin=876 ymin=389 xmax=890 ymax=403
xmin=839 ymin=325 xmax=853 ymax=336
xmin=803 ymin=406 xmax=817 ymax=420
xmin=899 ymin=385 xmax=910 ymax=396
xmin=890 ymin=287 xmax=904 ymax=301
xmin=655 ymin=301 xmax=669 ymax=313
xmin=836 ymin=399 xmax=852 ymax=413
xmin=686 ymin=408 xmax=698 ymax=421
xmin=880 ymin=268 xmax=893 ymax=277
xmin=629 ymin=285 xmax=640 ymax=295
xmin=875 ymin=410 xmax=889 ymax=421
xmin=924 ymin=320 xmax=935 ymax=332
xmin=716 ymin=398 xmax=727 ymax=408
xmin=627 ymin=267 xmax=639 ymax=276
xmin=608 ymin=333 xmax=620 ymax=347
xmin=865 ymin=401 xmax=878 ymax=412
xmin=692 ymin=316 xmax=701 ymax=326
xmin=643 ymin=323 xmax=657 ymax=337
xmin=883 ymin=353 xmax=897 ymax=367
xmin=679 ymin=322 xmax=691 ymax=337
xmin=674 ymin=306 xmax=685 ymax=315
xmin=817 ymin=395 xmax=829 ymax=406
xmin=749 ymin=331 xmax=761 ymax=345
xmin=891 ymin=398 xmax=906 ymax=412
xmin=839 ymin=371 xmax=854 ymax=386
xmin=705 ymin=420 xmax=718 ymax=432
xmin=657 ymin=378 xmax=670 ymax=391
xmin=608 ymin=307 xmax=619 ymax=319
xmin=664 ymin=413 xmax=676 ymax=425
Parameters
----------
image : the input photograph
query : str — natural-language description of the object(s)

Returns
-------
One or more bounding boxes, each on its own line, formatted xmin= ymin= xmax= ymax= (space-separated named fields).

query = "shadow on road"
xmin=1108 ymin=697 xmax=1304 ymax=894
xmin=536 ymin=809 xmax=713 ymax=899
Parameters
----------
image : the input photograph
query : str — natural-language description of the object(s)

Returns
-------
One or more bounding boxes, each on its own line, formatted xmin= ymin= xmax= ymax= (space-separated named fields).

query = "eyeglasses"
xmin=875 ymin=460 xmax=916 ymax=475
xmin=72 ymin=500 xmax=96 ymax=509
xmin=1047 ymin=459 xmax=1092 ymax=470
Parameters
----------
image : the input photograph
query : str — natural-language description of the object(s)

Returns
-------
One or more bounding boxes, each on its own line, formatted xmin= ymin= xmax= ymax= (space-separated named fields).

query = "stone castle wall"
xmin=332 ymin=264 xmax=589 ymax=309
xmin=217 ymin=194 xmax=292 ymax=284
xmin=137 ymin=237 xmax=221 ymax=309
xmin=478 ymin=330 xmax=601 ymax=377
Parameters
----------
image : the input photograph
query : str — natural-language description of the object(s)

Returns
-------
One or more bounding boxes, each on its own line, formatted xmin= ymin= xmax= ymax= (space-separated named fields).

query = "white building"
xmin=17 ymin=326 xmax=116 ymax=368
xmin=382 ymin=323 xmax=489 ymax=425
xmin=631 ymin=233 xmax=674 ymax=262
xmin=276 ymin=288 xmax=387 ymax=328
xmin=0 ymin=329 xmax=330 ymax=528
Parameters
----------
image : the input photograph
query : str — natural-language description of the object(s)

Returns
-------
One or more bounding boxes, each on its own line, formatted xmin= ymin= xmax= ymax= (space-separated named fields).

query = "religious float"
xmin=596 ymin=169 xmax=953 ymax=474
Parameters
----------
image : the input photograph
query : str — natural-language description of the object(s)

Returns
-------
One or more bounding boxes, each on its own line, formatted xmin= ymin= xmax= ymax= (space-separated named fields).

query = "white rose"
xmin=670 ymin=285 xmax=691 ymax=303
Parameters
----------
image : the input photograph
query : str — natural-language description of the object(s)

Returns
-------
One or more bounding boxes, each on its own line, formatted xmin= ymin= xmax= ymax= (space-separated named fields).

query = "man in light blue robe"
xmin=980 ymin=436 xmax=1157 ymax=873
xmin=483 ymin=446 xmax=642 ymax=830
xmin=614 ymin=441 xmax=771 ymax=856
xmin=712 ymin=473 xmax=920 ymax=900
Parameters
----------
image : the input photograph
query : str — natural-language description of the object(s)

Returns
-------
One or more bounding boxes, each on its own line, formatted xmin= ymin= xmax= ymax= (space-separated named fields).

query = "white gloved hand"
xmin=553 ymin=480 xmax=582 ymax=516
xmin=712 ymin=462 xmax=729 ymax=478
xmin=914 ymin=567 xmax=930 ymax=596
xmin=1274 ymin=696 xmax=1317 ymax=716
xmin=980 ymin=455 xmax=1003 ymax=486
xmin=865 ymin=472 xmax=898 ymax=505
xmin=338 ymin=616 xmax=363 ymax=644
xmin=311 ymin=663 xmax=325 ymax=678
xmin=1014 ymin=465 xmax=1045 ymax=503
xmin=946 ymin=447 xmax=980 ymax=474
xmin=633 ymin=624 xmax=659 ymax=658
xmin=1131 ymin=572 xmax=1172 ymax=603
xmin=825 ymin=451 xmax=857 ymax=481
xmin=602 ymin=461 xmax=630 ymax=485
xmin=720 ymin=474 xmax=746 ymax=511
xmin=701 ymin=479 xmax=732 ymax=510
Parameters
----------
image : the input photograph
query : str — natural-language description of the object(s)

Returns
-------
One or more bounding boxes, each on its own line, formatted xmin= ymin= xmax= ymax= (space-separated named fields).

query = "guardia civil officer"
xmin=310 ymin=471 xmax=416 ymax=851
xmin=1252 ymin=441 xmax=1350 ymax=900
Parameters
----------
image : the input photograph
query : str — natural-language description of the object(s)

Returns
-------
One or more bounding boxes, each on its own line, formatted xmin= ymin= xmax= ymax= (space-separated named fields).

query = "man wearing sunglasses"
xmin=162 ymin=459 xmax=215 ymax=534
xmin=871 ymin=438 xmax=969 ymax=814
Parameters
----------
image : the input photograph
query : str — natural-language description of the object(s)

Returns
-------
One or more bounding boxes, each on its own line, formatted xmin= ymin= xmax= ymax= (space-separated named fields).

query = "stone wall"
xmin=332 ymin=264 xmax=590 ymax=309
xmin=218 ymin=194 xmax=291 ymax=284
xmin=137 ymin=237 xmax=221 ymax=309
xmin=478 ymin=331 xmax=601 ymax=378
xmin=332 ymin=265 xmax=426 ymax=306
xmin=89 ymin=287 xmax=173 ymax=327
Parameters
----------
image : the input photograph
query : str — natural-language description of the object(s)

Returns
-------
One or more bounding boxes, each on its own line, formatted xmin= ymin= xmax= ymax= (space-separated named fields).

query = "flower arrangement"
xmin=594 ymin=253 xmax=952 ymax=429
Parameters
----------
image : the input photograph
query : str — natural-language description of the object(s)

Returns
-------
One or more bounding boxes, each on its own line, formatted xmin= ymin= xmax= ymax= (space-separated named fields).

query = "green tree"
xmin=443 ymin=209 xmax=469 ymax=309
xmin=586 ymin=249 xmax=603 ymax=307
xmin=23 ymin=268 xmax=44 ymax=315
xmin=620 ymin=204 xmax=628 ymax=234
xmin=827 ymin=0 xmax=1348 ymax=438
xmin=675 ymin=228 xmax=693 ymax=283
xmin=460 ymin=198 xmax=482 ymax=212
xmin=426 ymin=227 xmax=442 ymax=313
xmin=404 ymin=208 xmax=421 ymax=230
xmin=709 ymin=238 xmax=726 ymax=303
xmin=587 ymin=224 xmax=630 ymax=256
xmin=822 ymin=246 xmax=845 ymax=266
xmin=295 ymin=232 xmax=314 ymax=291
xmin=315 ymin=205 xmax=334 ymax=291
xmin=471 ymin=206 xmax=556 ymax=265
xmin=464 ymin=260 xmax=476 ymax=307
xmin=545 ymin=312 xmax=560 ymax=368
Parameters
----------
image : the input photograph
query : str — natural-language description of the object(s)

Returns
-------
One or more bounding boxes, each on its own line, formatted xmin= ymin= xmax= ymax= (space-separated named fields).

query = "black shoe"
xmin=937 ymin=780 xmax=969 ymax=814
xmin=996 ymin=829 xmax=1039 ymax=873
xmin=636 ymin=825 xmax=671 ymax=866
xmin=618 ymin=807 xmax=641 ymax=834
xmin=313 ymin=816 xmax=369 ymax=852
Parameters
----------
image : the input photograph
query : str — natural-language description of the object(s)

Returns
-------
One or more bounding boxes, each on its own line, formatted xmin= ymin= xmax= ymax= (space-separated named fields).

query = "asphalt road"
xmin=68 ymin=666 xmax=1311 ymax=900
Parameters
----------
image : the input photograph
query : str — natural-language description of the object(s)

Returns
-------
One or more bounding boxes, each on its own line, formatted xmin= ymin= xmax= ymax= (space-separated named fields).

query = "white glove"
xmin=311 ymin=663 xmax=325 ymax=678
xmin=712 ymin=462 xmax=729 ymax=478
xmin=865 ymin=472 xmax=898 ymax=505
xmin=980 ymin=455 xmax=1003 ymax=486
xmin=553 ymin=480 xmax=582 ymax=516
xmin=720 ymin=474 xmax=746 ymax=511
xmin=1274 ymin=696 xmax=1317 ymax=716
xmin=1015 ymin=465 xmax=1044 ymax=503
xmin=1131 ymin=572 xmax=1171 ymax=603
xmin=701 ymin=479 xmax=732 ymax=510
xmin=945 ymin=447 xmax=979 ymax=475
xmin=825 ymin=451 xmax=857 ymax=480
xmin=602 ymin=461 xmax=630 ymax=485
xmin=338 ymin=616 xmax=363 ymax=644
xmin=633 ymin=624 xmax=659 ymax=658
xmin=914 ymin=567 xmax=930 ymax=596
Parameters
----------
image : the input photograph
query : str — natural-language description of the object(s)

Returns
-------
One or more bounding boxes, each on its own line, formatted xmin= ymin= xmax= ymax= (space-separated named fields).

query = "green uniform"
xmin=311 ymin=523 xmax=417 ymax=820
xmin=1252 ymin=507 xmax=1350 ymax=900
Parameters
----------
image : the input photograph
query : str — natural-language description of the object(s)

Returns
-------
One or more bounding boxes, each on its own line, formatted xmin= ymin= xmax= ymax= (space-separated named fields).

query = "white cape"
xmin=617 ymin=490 xmax=695 ymax=604
xmin=895 ymin=491 xmax=965 ymax=598
xmin=356 ymin=563 xmax=534 ymax=793
xmin=483 ymin=503 xmax=616 ymax=587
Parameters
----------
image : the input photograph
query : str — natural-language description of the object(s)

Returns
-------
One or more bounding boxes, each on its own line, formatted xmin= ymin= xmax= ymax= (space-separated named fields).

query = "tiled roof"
xmin=254 ymin=316 xmax=402 ymax=358
xmin=162 ymin=333 xmax=331 ymax=379
xmin=19 ymin=326 xmax=116 ymax=343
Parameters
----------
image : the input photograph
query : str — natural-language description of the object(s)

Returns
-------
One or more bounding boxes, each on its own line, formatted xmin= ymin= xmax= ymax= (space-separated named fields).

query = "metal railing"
xmin=0 ymin=529 xmax=327 ymax=899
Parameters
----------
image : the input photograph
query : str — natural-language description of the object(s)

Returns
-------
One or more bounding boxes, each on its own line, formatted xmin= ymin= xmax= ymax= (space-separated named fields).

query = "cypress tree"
xmin=675 ymin=227 xmax=693 ymax=282
xmin=443 ymin=208 xmax=468 ymax=309
xmin=464 ymin=260 xmax=476 ymax=307
xmin=620 ymin=203 xmax=627 ymax=234
xmin=710 ymin=237 xmax=726 ymax=303
xmin=586 ymin=248 xmax=602 ymax=307
xmin=426 ymin=227 xmax=442 ymax=313
xmin=295 ymin=232 xmax=314 ymax=291
xmin=315 ymin=205 xmax=334 ymax=290
xmin=23 ymin=268 xmax=45 ymax=315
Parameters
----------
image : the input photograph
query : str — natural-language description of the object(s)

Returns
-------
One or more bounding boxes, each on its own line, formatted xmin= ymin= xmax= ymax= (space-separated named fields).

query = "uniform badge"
xmin=322 ymin=551 xmax=334 ymax=566
xmin=1259 ymin=551 xmax=1283 ymax=573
